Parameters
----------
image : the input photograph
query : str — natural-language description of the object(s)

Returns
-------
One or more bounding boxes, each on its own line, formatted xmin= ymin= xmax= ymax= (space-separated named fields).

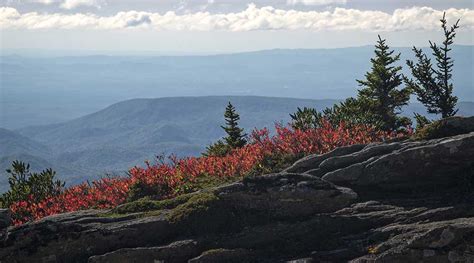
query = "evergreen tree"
xmin=290 ymin=107 xmax=322 ymax=130
xmin=413 ymin=112 xmax=432 ymax=130
xmin=405 ymin=12 xmax=460 ymax=118
xmin=221 ymin=102 xmax=247 ymax=149
xmin=203 ymin=139 xmax=231 ymax=157
xmin=322 ymin=97 xmax=381 ymax=127
xmin=357 ymin=35 xmax=411 ymax=131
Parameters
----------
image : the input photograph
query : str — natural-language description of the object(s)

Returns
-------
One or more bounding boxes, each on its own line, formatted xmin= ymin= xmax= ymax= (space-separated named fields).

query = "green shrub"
xmin=0 ymin=160 xmax=64 ymax=208
xmin=247 ymin=152 xmax=302 ymax=177
xmin=127 ymin=180 xmax=171 ymax=202
xmin=290 ymin=107 xmax=322 ymax=130
xmin=203 ymin=139 xmax=231 ymax=157
xmin=179 ymin=173 xmax=238 ymax=194
xmin=413 ymin=113 xmax=432 ymax=130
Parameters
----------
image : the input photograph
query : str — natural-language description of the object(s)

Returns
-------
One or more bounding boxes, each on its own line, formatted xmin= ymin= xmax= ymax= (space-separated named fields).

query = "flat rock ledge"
xmin=1 ymin=131 xmax=474 ymax=263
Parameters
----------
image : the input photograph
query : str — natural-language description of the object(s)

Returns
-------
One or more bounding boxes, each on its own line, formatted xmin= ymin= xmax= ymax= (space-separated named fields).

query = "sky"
xmin=0 ymin=0 xmax=473 ymax=54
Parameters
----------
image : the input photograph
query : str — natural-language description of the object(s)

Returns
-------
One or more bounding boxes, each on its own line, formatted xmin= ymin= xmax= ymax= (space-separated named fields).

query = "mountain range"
xmin=1 ymin=46 xmax=472 ymax=129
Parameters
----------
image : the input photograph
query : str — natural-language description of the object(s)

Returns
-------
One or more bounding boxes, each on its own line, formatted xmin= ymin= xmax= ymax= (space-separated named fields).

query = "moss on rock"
xmin=181 ymin=174 xmax=239 ymax=193
xmin=167 ymin=192 xmax=219 ymax=223
xmin=164 ymin=191 xmax=241 ymax=235
xmin=414 ymin=116 xmax=474 ymax=140
xmin=111 ymin=194 xmax=194 ymax=215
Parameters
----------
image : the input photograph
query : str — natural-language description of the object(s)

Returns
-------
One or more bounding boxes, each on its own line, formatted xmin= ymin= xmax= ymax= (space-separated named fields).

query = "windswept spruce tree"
xmin=222 ymin=102 xmax=247 ymax=148
xmin=290 ymin=36 xmax=410 ymax=131
xmin=356 ymin=35 xmax=412 ymax=131
xmin=405 ymin=12 xmax=460 ymax=118
xmin=204 ymin=102 xmax=246 ymax=156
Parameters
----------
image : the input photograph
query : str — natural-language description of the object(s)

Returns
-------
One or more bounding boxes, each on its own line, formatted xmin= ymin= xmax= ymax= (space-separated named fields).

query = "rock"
xmin=351 ymin=218 xmax=474 ymax=262
xmin=414 ymin=116 xmax=474 ymax=140
xmin=0 ymin=209 xmax=11 ymax=229
xmin=286 ymin=258 xmax=313 ymax=263
xmin=1 ymin=127 xmax=474 ymax=263
xmin=303 ymin=168 xmax=325 ymax=177
xmin=88 ymin=240 xmax=200 ymax=263
xmin=189 ymin=248 xmax=258 ymax=263
xmin=318 ymin=142 xmax=403 ymax=172
xmin=322 ymin=132 xmax=474 ymax=191
xmin=219 ymin=173 xmax=358 ymax=219
xmin=284 ymin=144 xmax=366 ymax=173
xmin=0 ymin=210 xmax=175 ymax=262
xmin=0 ymin=173 xmax=357 ymax=262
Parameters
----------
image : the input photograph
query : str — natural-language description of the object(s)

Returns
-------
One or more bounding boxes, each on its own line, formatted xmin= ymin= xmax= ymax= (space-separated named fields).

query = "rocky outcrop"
xmin=0 ymin=209 xmax=10 ymax=230
xmin=414 ymin=116 xmax=474 ymax=140
xmin=0 ymin=209 xmax=10 ymax=241
xmin=1 ymin=130 xmax=473 ymax=262
xmin=322 ymin=132 xmax=474 ymax=191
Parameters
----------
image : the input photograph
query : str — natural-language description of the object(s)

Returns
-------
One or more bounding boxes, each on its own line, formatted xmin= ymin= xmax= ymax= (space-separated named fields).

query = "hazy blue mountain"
xmin=18 ymin=96 xmax=338 ymax=156
xmin=0 ymin=153 xmax=92 ymax=192
xmin=0 ymin=128 xmax=51 ymax=157
xmin=1 ymin=96 xmax=473 ymax=192
xmin=1 ymin=46 xmax=472 ymax=129
xmin=0 ymin=128 xmax=93 ymax=191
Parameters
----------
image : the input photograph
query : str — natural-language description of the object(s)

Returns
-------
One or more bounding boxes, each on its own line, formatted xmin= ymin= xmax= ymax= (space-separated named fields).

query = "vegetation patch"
xmin=111 ymin=194 xmax=194 ymax=215
xmin=181 ymin=173 xmax=240 ymax=193
xmin=414 ymin=117 xmax=474 ymax=140
xmin=167 ymin=192 xmax=219 ymax=224
xmin=246 ymin=152 xmax=302 ymax=177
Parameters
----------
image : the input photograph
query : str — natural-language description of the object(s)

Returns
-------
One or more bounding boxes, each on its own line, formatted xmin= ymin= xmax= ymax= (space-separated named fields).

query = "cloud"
xmin=0 ymin=5 xmax=472 ymax=32
xmin=60 ymin=0 xmax=102 ymax=9
xmin=287 ymin=0 xmax=347 ymax=6
xmin=200 ymin=0 xmax=215 ymax=11
xmin=30 ymin=0 xmax=57 ymax=5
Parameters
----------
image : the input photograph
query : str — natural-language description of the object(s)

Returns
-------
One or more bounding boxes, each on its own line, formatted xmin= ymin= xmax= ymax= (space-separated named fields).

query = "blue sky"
xmin=1 ymin=0 xmax=473 ymax=53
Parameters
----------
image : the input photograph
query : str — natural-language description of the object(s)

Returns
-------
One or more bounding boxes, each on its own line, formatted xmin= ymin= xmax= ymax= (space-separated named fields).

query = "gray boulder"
xmin=322 ymin=132 xmax=474 ymax=190
xmin=89 ymin=240 xmax=200 ymax=263
xmin=284 ymin=143 xmax=366 ymax=173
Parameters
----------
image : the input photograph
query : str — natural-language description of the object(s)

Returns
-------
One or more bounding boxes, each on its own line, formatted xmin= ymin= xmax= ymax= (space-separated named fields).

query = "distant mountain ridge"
xmin=1 ymin=46 xmax=472 ymax=129
xmin=1 ymin=96 xmax=473 ymax=192
xmin=0 ymin=128 xmax=51 ymax=158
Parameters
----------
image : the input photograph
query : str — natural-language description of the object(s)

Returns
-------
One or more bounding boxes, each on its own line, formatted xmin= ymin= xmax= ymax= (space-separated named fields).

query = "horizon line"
xmin=2 ymin=44 xmax=473 ymax=58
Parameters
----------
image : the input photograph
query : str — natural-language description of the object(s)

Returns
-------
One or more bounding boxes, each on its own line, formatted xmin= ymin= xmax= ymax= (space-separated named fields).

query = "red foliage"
xmin=10 ymin=121 xmax=407 ymax=225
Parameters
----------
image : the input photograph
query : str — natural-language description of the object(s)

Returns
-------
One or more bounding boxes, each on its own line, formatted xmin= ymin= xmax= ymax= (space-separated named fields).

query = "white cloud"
xmin=60 ymin=0 xmax=102 ymax=9
xmin=200 ymin=0 xmax=215 ymax=11
xmin=287 ymin=0 xmax=347 ymax=6
xmin=30 ymin=0 xmax=57 ymax=5
xmin=0 ymin=5 xmax=472 ymax=32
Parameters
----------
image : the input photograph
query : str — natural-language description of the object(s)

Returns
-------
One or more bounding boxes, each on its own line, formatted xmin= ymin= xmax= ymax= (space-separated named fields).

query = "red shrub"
xmin=10 ymin=121 xmax=407 ymax=225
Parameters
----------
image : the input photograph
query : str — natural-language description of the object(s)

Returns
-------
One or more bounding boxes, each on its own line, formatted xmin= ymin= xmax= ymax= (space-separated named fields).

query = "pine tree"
xmin=357 ymin=35 xmax=412 ymax=131
xmin=322 ymin=97 xmax=381 ymax=127
xmin=290 ymin=107 xmax=322 ymax=130
xmin=221 ymin=102 xmax=247 ymax=149
xmin=405 ymin=12 xmax=460 ymax=118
